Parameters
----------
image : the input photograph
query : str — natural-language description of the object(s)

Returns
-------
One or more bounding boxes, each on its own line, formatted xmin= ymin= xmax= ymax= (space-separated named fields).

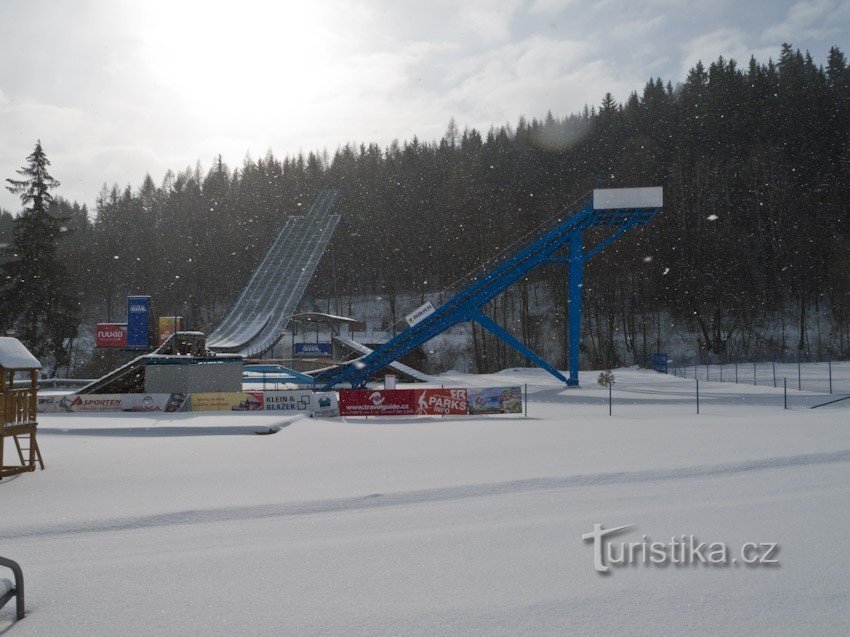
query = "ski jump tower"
xmin=317 ymin=187 xmax=662 ymax=389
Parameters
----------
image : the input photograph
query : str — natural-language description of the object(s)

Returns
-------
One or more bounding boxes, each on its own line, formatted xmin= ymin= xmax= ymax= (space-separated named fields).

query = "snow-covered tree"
xmin=1 ymin=141 xmax=79 ymax=369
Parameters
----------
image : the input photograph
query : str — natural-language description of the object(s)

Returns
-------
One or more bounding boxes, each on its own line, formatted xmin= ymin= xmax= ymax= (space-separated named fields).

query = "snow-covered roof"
xmin=289 ymin=312 xmax=363 ymax=325
xmin=0 ymin=337 xmax=41 ymax=370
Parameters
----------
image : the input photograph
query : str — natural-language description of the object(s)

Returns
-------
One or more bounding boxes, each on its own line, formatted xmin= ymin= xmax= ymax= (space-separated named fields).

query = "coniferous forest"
xmin=2 ymin=44 xmax=850 ymax=375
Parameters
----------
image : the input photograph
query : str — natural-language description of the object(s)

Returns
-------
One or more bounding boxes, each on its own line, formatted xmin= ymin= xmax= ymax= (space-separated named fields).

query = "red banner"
xmin=95 ymin=323 xmax=127 ymax=348
xmin=338 ymin=389 xmax=417 ymax=416
xmin=414 ymin=388 xmax=468 ymax=415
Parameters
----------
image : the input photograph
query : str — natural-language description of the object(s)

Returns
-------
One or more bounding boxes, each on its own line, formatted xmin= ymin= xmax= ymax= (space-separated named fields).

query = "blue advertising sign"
xmin=294 ymin=342 xmax=332 ymax=358
xmin=126 ymin=295 xmax=150 ymax=349
xmin=652 ymin=352 xmax=668 ymax=374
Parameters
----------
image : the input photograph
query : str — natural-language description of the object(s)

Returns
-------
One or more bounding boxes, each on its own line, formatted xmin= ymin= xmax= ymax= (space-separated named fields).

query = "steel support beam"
xmin=472 ymin=311 xmax=568 ymax=384
xmin=583 ymin=216 xmax=641 ymax=262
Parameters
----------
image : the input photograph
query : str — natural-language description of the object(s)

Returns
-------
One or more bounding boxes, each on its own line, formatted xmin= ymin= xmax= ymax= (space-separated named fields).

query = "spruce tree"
xmin=2 ymin=140 xmax=79 ymax=369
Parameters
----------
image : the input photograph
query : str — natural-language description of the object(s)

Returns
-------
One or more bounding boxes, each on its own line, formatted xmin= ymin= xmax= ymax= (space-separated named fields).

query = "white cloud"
xmin=763 ymin=0 xmax=850 ymax=42
xmin=1 ymin=0 xmax=847 ymax=214
xmin=455 ymin=0 xmax=525 ymax=42
xmin=438 ymin=35 xmax=638 ymax=125
xmin=529 ymin=0 xmax=576 ymax=13
xmin=680 ymin=27 xmax=777 ymax=75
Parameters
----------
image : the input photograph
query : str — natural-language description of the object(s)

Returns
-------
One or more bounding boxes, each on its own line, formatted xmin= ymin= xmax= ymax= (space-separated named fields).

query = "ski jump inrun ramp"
xmin=207 ymin=189 xmax=341 ymax=357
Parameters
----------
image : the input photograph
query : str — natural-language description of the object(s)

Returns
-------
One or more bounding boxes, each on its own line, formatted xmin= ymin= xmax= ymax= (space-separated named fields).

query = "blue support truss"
xmin=317 ymin=191 xmax=661 ymax=389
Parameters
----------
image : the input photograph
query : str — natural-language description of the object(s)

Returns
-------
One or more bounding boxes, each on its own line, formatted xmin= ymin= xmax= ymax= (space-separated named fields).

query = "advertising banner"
xmin=121 ymin=393 xmax=188 ymax=413
xmin=37 ymin=395 xmax=60 ymax=413
xmin=190 ymin=392 xmax=264 ymax=412
xmin=294 ymin=342 xmax=332 ymax=358
xmin=37 ymin=393 xmax=188 ymax=413
xmin=263 ymin=390 xmax=339 ymax=417
xmin=95 ymin=323 xmax=127 ymax=348
xmin=158 ymin=316 xmax=184 ymax=345
xmin=414 ymin=388 xmax=468 ymax=415
xmin=338 ymin=389 xmax=417 ymax=416
xmin=126 ymin=295 xmax=150 ymax=349
xmin=405 ymin=301 xmax=436 ymax=327
xmin=56 ymin=394 xmax=123 ymax=412
xmin=467 ymin=386 xmax=523 ymax=414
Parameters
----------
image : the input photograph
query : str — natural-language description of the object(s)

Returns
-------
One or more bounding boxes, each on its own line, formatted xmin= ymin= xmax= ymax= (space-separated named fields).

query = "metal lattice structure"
xmin=317 ymin=188 xmax=662 ymax=389
xmin=207 ymin=189 xmax=340 ymax=357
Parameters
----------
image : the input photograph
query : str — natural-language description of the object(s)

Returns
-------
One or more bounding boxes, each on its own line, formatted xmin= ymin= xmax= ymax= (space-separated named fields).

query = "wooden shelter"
xmin=0 ymin=337 xmax=44 ymax=479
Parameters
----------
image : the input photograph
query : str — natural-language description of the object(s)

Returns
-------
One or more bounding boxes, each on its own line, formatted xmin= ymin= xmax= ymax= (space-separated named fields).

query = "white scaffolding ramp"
xmin=207 ymin=189 xmax=340 ymax=357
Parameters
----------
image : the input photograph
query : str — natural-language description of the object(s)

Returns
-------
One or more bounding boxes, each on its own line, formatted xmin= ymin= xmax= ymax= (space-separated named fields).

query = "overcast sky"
xmin=0 ymin=0 xmax=847 ymax=213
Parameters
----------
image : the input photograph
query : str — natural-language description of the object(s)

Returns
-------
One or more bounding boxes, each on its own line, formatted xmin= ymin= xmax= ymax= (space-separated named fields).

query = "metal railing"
xmin=0 ymin=556 xmax=25 ymax=621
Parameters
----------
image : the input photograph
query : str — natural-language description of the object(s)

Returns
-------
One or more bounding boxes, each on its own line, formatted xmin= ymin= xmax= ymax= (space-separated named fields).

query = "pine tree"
xmin=1 ymin=141 xmax=79 ymax=369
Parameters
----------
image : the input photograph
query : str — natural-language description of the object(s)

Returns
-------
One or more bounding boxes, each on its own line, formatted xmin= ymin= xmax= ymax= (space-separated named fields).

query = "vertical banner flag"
xmin=126 ymin=295 xmax=150 ymax=349
xmin=158 ymin=316 xmax=184 ymax=345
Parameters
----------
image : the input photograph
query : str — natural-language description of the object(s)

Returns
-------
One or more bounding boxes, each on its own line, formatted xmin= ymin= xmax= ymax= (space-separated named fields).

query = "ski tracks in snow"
xmin=2 ymin=448 xmax=849 ymax=541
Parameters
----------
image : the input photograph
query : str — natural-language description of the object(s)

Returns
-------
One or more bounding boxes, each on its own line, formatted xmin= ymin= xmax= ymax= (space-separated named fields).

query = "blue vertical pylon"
xmin=317 ymin=188 xmax=662 ymax=390
xmin=567 ymin=229 xmax=584 ymax=386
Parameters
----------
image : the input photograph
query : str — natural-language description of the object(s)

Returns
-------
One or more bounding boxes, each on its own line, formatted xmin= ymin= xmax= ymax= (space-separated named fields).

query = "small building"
xmin=0 ymin=338 xmax=44 ymax=478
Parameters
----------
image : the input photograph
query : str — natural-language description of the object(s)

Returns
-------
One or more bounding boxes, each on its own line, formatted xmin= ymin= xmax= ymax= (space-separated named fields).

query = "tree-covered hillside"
xmin=4 ymin=44 xmax=849 ymax=373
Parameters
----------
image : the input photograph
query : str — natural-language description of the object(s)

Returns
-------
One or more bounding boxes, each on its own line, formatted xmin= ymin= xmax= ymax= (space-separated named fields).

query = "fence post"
xmin=694 ymin=361 xmax=697 ymax=380
xmin=608 ymin=382 xmax=612 ymax=416
xmin=706 ymin=363 xmax=709 ymax=382
xmin=784 ymin=377 xmax=787 ymax=410
xmin=797 ymin=350 xmax=802 ymax=391
xmin=735 ymin=360 xmax=738 ymax=384
xmin=720 ymin=361 xmax=723 ymax=382
xmin=829 ymin=354 xmax=833 ymax=395
xmin=524 ymin=383 xmax=528 ymax=418
xmin=696 ymin=378 xmax=700 ymax=414
xmin=772 ymin=356 xmax=776 ymax=388
xmin=753 ymin=359 xmax=757 ymax=386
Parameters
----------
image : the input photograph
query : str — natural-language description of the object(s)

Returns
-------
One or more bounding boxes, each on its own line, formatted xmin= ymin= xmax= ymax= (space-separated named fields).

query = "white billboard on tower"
xmin=592 ymin=187 xmax=663 ymax=210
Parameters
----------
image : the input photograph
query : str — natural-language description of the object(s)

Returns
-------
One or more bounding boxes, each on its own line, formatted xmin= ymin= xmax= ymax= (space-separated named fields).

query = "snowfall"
xmin=1 ymin=368 xmax=848 ymax=636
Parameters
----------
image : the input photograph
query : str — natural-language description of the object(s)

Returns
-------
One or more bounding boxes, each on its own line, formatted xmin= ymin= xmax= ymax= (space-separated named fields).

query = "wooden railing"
xmin=1 ymin=388 xmax=37 ymax=427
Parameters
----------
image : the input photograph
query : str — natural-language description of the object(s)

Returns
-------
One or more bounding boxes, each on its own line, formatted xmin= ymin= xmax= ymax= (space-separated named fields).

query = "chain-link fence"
xmin=665 ymin=354 xmax=850 ymax=409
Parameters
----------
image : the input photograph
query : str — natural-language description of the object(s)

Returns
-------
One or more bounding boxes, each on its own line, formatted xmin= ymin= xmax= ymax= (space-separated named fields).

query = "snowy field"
xmin=2 ymin=368 xmax=849 ymax=635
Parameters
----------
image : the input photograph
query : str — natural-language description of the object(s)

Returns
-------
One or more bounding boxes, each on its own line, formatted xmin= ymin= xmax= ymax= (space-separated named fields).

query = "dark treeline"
xmin=3 ymin=43 xmax=850 ymax=373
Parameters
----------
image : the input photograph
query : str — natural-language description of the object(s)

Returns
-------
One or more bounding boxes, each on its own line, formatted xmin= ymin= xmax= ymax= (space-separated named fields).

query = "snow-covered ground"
xmin=2 ymin=368 xmax=848 ymax=635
